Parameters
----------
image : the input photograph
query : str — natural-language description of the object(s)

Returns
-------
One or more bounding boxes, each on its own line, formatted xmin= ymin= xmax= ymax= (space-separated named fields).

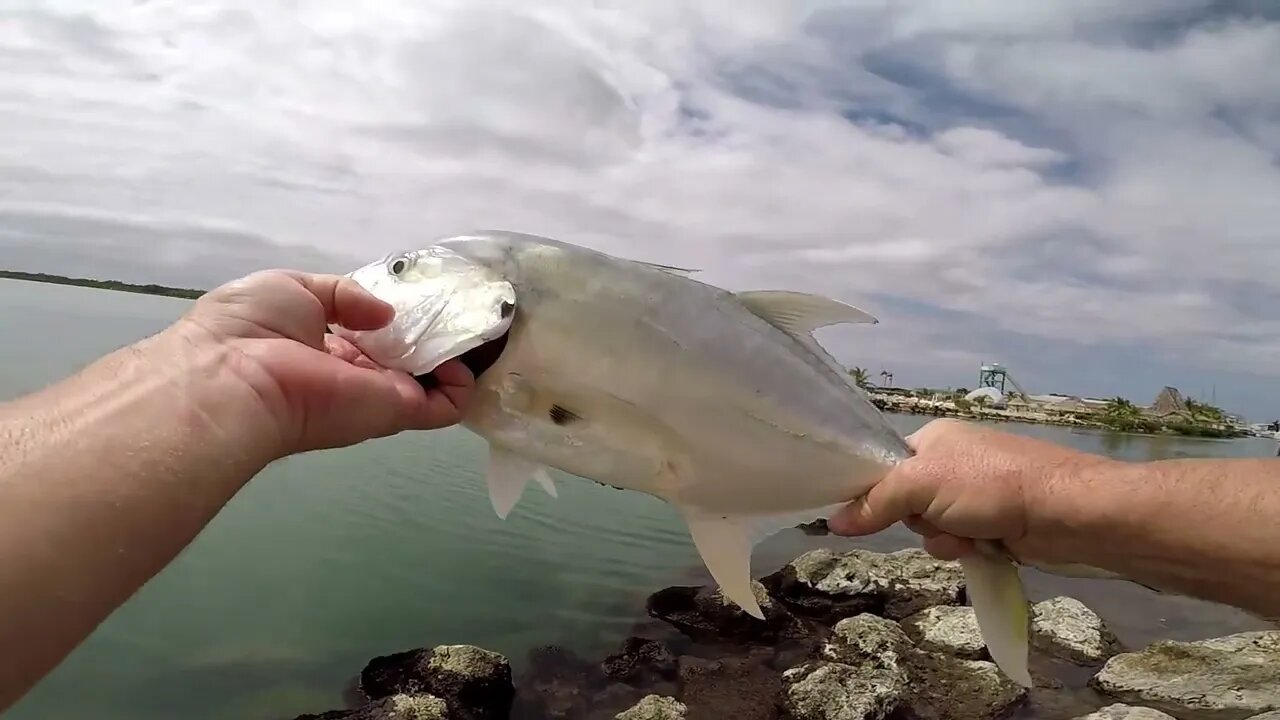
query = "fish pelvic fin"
xmin=485 ymin=444 xmax=555 ymax=518
xmin=682 ymin=502 xmax=849 ymax=621
xmin=962 ymin=545 xmax=1033 ymax=688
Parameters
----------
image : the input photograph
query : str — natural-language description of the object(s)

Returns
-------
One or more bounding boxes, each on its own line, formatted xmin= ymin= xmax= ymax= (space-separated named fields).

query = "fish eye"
xmin=387 ymin=254 xmax=413 ymax=276
xmin=500 ymin=300 xmax=515 ymax=319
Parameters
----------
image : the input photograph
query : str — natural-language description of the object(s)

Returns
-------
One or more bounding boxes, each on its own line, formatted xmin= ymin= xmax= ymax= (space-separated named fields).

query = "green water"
xmin=2 ymin=279 xmax=1276 ymax=720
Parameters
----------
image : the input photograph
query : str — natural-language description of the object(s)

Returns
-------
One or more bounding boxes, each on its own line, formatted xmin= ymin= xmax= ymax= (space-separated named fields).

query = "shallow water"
xmin=2 ymin=279 xmax=1275 ymax=720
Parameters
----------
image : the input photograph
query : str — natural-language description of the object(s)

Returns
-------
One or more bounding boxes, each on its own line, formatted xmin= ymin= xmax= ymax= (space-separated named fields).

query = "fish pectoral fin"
xmin=961 ymin=549 xmax=1033 ymax=688
xmin=735 ymin=290 xmax=878 ymax=338
xmin=682 ymin=502 xmax=848 ymax=621
xmin=485 ymin=445 xmax=554 ymax=519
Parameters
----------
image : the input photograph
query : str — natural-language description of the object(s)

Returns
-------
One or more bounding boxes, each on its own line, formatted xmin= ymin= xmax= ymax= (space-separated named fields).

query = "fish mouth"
xmin=412 ymin=329 xmax=510 ymax=391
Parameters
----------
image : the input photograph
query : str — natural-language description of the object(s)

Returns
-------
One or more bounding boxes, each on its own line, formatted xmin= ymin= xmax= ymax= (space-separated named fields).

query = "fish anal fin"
xmin=485 ymin=444 xmax=553 ymax=519
xmin=682 ymin=502 xmax=848 ymax=621
xmin=961 ymin=552 xmax=1033 ymax=688
xmin=684 ymin=514 xmax=763 ymax=619
xmin=736 ymin=290 xmax=878 ymax=339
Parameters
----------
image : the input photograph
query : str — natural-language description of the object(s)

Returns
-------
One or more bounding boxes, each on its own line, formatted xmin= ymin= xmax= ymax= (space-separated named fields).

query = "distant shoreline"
xmin=868 ymin=392 xmax=1252 ymax=439
xmin=0 ymin=270 xmax=204 ymax=299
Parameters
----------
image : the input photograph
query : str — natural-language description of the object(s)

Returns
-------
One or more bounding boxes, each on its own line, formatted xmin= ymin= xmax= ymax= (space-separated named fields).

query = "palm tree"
xmin=849 ymin=366 xmax=871 ymax=390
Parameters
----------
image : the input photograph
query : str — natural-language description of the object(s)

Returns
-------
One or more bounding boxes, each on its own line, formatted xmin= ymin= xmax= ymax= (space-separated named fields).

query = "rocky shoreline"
xmin=293 ymin=548 xmax=1280 ymax=720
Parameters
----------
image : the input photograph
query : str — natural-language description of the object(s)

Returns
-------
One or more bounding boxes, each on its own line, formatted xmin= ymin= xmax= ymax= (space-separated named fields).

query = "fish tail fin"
xmin=962 ymin=544 xmax=1033 ymax=687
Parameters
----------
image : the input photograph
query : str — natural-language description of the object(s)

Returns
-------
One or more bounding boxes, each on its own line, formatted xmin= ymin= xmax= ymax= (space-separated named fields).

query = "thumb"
xmin=827 ymin=460 xmax=939 ymax=536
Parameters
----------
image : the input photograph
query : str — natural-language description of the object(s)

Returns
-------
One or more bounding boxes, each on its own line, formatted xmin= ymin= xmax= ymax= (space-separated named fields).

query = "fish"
xmin=339 ymin=230 xmax=1035 ymax=687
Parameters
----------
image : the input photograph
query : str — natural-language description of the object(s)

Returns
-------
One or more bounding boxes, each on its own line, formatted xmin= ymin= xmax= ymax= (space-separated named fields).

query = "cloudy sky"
xmin=2 ymin=1 xmax=1278 ymax=420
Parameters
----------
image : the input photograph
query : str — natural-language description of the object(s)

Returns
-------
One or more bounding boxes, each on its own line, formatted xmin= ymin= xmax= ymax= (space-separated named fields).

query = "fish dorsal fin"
xmin=637 ymin=260 xmax=700 ymax=278
xmin=735 ymin=291 xmax=878 ymax=338
xmin=485 ymin=444 xmax=556 ymax=519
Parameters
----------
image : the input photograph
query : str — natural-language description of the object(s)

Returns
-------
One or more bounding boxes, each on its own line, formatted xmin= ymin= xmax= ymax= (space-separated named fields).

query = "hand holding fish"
xmin=0 ymin=268 xmax=475 ymax=712
xmin=827 ymin=418 xmax=1108 ymax=566
xmin=174 ymin=269 xmax=475 ymax=457
xmin=829 ymin=417 xmax=1280 ymax=621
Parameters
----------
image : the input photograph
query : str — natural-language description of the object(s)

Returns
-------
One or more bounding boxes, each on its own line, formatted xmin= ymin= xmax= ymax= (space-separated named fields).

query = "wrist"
xmin=1017 ymin=450 xmax=1130 ymax=566
xmin=138 ymin=322 xmax=287 ymax=471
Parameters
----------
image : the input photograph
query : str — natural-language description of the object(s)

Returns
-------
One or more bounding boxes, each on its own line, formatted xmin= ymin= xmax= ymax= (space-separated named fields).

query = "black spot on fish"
xmin=413 ymin=329 xmax=510 ymax=391
xmin=500 ymin=300 xmax=515 ymax=319
xmin=549 ymin=404 xmax=581 ymax=426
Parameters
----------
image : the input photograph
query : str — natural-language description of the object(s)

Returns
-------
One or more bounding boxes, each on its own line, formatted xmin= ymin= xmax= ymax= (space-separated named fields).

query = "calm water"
xmin=2 ymin=279 xmax=1276 ymax=720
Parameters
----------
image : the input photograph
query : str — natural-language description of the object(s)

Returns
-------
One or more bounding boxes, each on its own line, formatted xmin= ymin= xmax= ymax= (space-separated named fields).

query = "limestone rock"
xmin=781 ymin=661 xmax=902 ymax=720
xmin=900 ymin=606 xmax=988 ymax=660
xmin=646 ymin=579 xmax=807 ymax=644
xmin=819 ymin=613 xmax=913 ymax=683
xmin=906 ymin=651 xmax=1029 ymax=720
xmin=1031 ymin=596 xmax=1121 ymax=665
xmin=615 ymin=695 xmax=688 ymax=720
xmin=360 ymin=644 xmax=514 ymax=720
xmin=1073 ymin=705 xmax=1178 ymax=720
xmin=761 ymin=549 xmax=965 ymax=622
xmin=1091 ymin=632 xmax=1280 ymax=720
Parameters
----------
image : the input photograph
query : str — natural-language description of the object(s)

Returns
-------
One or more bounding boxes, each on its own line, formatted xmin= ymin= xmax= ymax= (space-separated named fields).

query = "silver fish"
xmin=343 ymin=230 xmax=1035 ymax=687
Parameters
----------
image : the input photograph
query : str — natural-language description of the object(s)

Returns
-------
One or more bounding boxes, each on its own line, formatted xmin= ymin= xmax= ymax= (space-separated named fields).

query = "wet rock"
xmin=761 ymin=549 xmax=964 ymax=623
xmin=781 ymin=660 xmax=902 ymax=720
xmin=678 ymin=655 xmax=781 ymax=720
xmin=906 ymin=652 xmax=1029 ymax=720
xmin=1073 ymin=705 xmax=1178 ymax=720
xmin=294 ymin=694 xmax=448 ymax=720
xmin=1091 ymin=631 xmax=1280 ymax=720
xmin=900 ymin=606 xmax=988 ymax=660
xmin=511 ymin=645 xmax=603 ymax=720
xmin=819 ymin=614 xmax=912 ymax=683
xmin=1031 ymin=597 xmax=1121 ymax=665
xmin=646 ymin=580 xmax=807 ymax=644
xmin=360 ymin=644 xmax=514 ymax=720
xmin=602 ymin=637 xmax=678 ymax=686
xmin=615 ymin=695 xmax=688 ymax=720
xmin=1248 ymin=714 xmax=1280 ymax=720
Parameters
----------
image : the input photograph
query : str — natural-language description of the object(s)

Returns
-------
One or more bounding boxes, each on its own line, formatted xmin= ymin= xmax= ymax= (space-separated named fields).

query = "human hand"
xmin=827 ymin=419 xmax=1115 ymax=564
xmin=170 ymin=269 xmax=475 ymax=458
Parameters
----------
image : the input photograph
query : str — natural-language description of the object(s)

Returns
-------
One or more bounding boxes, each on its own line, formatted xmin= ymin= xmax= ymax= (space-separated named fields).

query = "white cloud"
xmin=1 ymin=0 xmax=1278 ymax=416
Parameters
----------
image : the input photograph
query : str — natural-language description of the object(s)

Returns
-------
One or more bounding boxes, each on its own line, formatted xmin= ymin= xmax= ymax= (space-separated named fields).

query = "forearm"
xmin=0 ymin=330 xmax=276 ymax=710
xmin=1033 ymin=455 xmax=1280 ymax=617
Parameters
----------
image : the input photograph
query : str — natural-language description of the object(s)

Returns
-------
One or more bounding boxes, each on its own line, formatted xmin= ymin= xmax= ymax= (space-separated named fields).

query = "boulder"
xmin=1073 ymin=705 xmax=1178 ymax=720
xmin=646 ymin=580 xmax=807 ymax=644
xmin=615 ymin=695 xmax=688 ymax=720
xmin=360 ymin=644 xmax=514 ymax=720
xmin=761 ymin=549 xmax=964 ymax=623
xmin=1091 ymin=631 xmax=1280 ymax=720
xmin=900 ymin=606 xmax=987 ymax=660
xmin=1031 ymin=597 xmax=1121 ymax=665
xmin=781 ymin=661 xmax=902 ymax=720
xmin=905 ymin=652 xmax=1029 ymax=720
xmin=819 ymin=614 xmax=913 ymax=683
